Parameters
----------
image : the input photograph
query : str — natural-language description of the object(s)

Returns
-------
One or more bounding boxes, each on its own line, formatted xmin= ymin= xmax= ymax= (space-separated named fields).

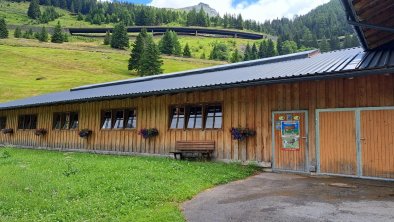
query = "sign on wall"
xmin=281 ymin=121 xmax=300 ymax=150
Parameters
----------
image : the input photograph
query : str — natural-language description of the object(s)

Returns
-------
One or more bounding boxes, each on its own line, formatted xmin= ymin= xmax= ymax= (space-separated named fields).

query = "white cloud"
xmin=149 ymin=0 xmax=330 ymax=22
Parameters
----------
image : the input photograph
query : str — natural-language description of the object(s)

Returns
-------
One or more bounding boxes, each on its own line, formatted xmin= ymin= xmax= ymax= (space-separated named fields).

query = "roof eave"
xmin=1 ymin=67 xmax=393 ymax=111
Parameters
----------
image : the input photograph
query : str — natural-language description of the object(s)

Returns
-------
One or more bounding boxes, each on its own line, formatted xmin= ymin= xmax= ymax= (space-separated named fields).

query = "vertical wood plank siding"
xmin=0 ymin=74 xmax=393 ymax=165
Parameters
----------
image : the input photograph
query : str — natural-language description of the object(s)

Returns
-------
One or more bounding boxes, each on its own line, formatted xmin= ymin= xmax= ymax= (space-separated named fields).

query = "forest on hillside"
xmin=3 ymin=0 xmax=359 ymax=55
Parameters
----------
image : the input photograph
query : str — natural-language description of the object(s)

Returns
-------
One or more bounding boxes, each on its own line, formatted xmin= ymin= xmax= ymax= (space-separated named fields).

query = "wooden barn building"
xmin=0 ymin=0 xmax=393 ymax=180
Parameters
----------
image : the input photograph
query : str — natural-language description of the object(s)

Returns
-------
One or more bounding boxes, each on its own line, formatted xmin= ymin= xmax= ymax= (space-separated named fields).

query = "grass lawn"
xmin=0 ymin=148 xmax=258 ymax=221
xmin=0 ymin=0 xmax=104 ymax=27
xmin=0 ymin=38 xmax=225 ymax=103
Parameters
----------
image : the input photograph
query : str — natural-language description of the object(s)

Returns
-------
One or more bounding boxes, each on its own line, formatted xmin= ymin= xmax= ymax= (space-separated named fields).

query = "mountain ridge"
xmin=179 ymin=2 xmax=219 ymax=17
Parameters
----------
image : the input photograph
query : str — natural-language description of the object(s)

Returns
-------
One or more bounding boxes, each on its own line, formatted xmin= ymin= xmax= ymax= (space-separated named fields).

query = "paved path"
xmin=183 ymin=173 xmax=394 ymax=222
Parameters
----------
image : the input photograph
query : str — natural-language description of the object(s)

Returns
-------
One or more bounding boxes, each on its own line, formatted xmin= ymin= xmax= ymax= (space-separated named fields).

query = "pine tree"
xmin=183 ymin=43 xmax=191 ymax=57
xmin=343 ymin=34 xmax=353 ymax=48
xmin=51 ymin=21 xmax=64 ymax=43
xmin=159 ymin=30 xmax=173 ymax=54
xmin=103 ymin=31 xmax=111 ymax=45
xmin=129 ymin=28 xmax=148 ymax=71
xmin=172 ymin=32 xmax=182 ymax=56
xmin=258 ymin=41 xmax=267 ymax=58
xmin=139 ymin=35 xmax=163 ymax=76
xmin=23 ymin=28 xmax=34 ymax=39
xmin=251 ymin=43 xmax=258 ymax=60
xmin=111 ymin=22 xmax=129 ymax=49
xmin=0 ymin=18 xmax=8 ymax=39
xmin=14 ymin=27 xmax=22 ymax=38
xmin=230 ymin=49 xmax=241 ymax=63
xmin=329 ymin=35 xmax=340 ymax=50
xmin=276 ymin=37 xmax=283 ymax=55
xmin=319 ymin=36 xmax=330 ymax=52
xmin=266 ymin=39 xmax=277 ymax=57
xmin=28 ymin=0 xmax=41 ymax=19
xmin=244 ymin=43 xmax=251 ymax=61
xmin=38 ymin=26 xmax=48 ymax=42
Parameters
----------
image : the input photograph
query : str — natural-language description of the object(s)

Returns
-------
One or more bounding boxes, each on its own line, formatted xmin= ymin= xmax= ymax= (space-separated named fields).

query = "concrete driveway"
xmin=182 ymin=173 xmax=394 ymax=222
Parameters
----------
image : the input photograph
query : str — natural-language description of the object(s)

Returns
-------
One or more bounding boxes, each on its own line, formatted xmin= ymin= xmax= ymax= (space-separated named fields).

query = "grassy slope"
xmin=0 ymin=0 xmax=104 ymax=27
xmin=0 ymin=38 xmax=225 ymax=103
xmin=0 ymin=148 xmax=257 ymax=221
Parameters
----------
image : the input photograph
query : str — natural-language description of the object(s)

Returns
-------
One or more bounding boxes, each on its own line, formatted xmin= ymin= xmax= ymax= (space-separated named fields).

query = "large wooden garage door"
xmin=317 ymin=108 xmax=394 ymax=180
xmin=361 ymin=110 xmax=394 ymax=179
xmin=318 ymin=111 xmax=357 ymax=176
xmin=273 ymin=111 xmax=308 ymax=172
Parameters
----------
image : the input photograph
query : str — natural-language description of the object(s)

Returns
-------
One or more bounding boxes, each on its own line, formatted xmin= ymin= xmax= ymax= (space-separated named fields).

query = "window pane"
xmin=18 ymin=116 xmax=24 ymax=129
xmin=113 ymin=110 xmax=124 ymax=129
xmin=125 ymin=109 xmax=137 ymax=129
xmin=170 ymin=107 xmax=185 ymax=129
xmin=214 ymin=116 xmax=222 ymax=129
xmin=62 ymin=113 xmax=70 ymax=129
xmin=187 ymin=106 xmax=202 ymax=129
xmin=205 ymin=117 xmax=214 ymax=129
xmin=102 ymin=111 xmax=112 ymax=129
xmin=205 ymin=105 xmax=222 ymax=129
xmin=177 ymin=108 xmax=185 ymax=129
xmin=24 ymin=115 xmax=31 ymax=129
xmin=0 ymin=117 xmax=6 ymax=129
xmin=70 ymin=113 xmax=79 ymax=129
xmin=54 ymin=114 xmax=62 ymax=129
xmin=30 ymin=115 xmax=37 ymax=129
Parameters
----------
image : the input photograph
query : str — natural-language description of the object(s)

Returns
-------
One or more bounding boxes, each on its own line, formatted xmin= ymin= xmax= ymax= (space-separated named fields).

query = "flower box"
xmin=2 ymin=128 xmax=13 ymax=135
xmin=79 ymin=129 xmax=92 ymax=138
xmin=138 ymin=128 xmax=159 ymax=139
xmin=230 ymin=127 xmax=256 ymax=141
xmin=34 ymin=128 xmax=47 ymax=136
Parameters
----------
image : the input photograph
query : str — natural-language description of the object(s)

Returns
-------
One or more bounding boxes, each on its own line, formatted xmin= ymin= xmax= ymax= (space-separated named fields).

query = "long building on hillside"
xmin=0 ymin=0 xmax=393 ymax=180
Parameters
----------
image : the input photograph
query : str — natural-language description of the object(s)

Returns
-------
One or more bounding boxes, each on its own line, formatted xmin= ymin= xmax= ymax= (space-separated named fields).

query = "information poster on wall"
xmin=281 ymin=121 xmax=300 ymax=150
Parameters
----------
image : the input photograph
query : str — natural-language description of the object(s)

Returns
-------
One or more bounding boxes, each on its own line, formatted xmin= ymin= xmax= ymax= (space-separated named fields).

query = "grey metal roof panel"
xmin=1 ymin=47 xmax=394 ymax=110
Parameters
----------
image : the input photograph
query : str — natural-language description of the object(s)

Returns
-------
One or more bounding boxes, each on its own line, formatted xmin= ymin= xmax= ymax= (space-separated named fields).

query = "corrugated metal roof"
xmin=1 ymin=47 xmax=394 ymax=110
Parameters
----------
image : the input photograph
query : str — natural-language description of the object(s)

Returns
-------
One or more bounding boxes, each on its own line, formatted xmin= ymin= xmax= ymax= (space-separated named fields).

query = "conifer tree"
xmin=183 ymin=43 xmax=192 ymax=57
xmin=159 ymin=30 xmax=174 ymax=54
xmin=319 ymin=36 xmax=330 ymax=52
xmin=251 ymin=43 xmax=258 ymax=60
xmin=244 ymin=43 xmax=251 ymax=61
xmin=51 ymin=21 xmax=64 ymax=43
xmin=28 ymin=0 xmax=41 ymax=19
xmin=329 ymin=35 xmax=340 ymax=50
xmin=23 ymin=28 xmax=34 ymax=39
xmin=343 ymin=34 xmax=353 ymax=48
xmin=266 ymin=39 xmax=277 ymax=57
xmin=172 ymin=32 xmax=182 ymax=56
xmin=129 ymin=28 xmax=148 ymax=71
xmin=258 ymin=41 xmax=267 ymax=58
xmin=0 ymin=18 xmax=8 ymax=39
xmin=139 ymin=35 xmax=163 ymax=76
xmin=111 ymin=22 xmax=129 ymax=49
xmin=230 ymin=49 xmax=241 ymax=63
xmin=276 ymin=36 xmax=283 ymax=55
xmin=103 ymin=31 xmax=111 ymax=45
xmin=38 ymin=26 xmax=48 ymax=42
xmin=14 ymin=26 xmax=22 ymax=38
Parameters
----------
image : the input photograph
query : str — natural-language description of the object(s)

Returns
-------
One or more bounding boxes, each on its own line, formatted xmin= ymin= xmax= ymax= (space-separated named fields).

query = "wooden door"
xmin=273 ymin=111 xmax=307 ymax=172
xmin=360 ymin=110 xmax=394 ymax=179
xmin=318 ymin=111 xmax=357 ymax=175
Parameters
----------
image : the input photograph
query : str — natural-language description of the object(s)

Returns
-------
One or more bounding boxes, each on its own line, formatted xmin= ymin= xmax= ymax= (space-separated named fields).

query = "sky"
xmin=110 ymin=0 xmax=331 ymax=22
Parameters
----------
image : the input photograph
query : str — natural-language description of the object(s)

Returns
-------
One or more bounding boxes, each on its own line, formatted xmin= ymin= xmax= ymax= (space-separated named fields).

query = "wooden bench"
xmin=171 ymin=141 xmax=215 ymax=160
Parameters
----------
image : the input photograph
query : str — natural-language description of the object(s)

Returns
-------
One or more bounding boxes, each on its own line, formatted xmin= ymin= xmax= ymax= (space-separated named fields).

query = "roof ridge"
xmin=71 ymin=49 xmax=319 ymax=92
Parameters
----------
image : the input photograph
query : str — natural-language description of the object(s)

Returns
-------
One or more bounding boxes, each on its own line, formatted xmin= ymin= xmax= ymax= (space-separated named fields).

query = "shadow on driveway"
xmin=182 ymin=173 xmax=394 ymax=222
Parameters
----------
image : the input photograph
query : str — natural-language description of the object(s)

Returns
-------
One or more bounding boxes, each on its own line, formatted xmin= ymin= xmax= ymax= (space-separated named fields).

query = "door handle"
xmin=301 ymin=137 xmax=307 ymax=139
xmin=360 ymin=138 xmax=366 ymax=140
